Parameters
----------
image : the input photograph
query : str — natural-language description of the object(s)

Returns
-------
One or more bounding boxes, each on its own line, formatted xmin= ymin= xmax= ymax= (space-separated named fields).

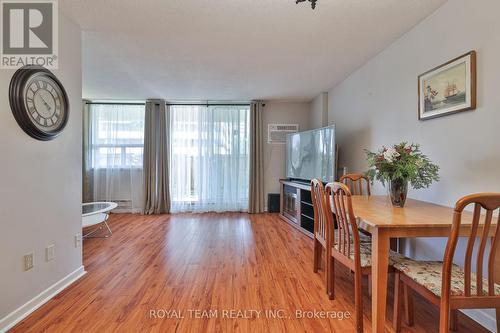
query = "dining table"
xmin=350 ymin=195 xmax=498 ymax=333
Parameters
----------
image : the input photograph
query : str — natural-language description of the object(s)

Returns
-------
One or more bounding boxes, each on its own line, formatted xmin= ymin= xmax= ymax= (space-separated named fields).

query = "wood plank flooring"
xmin=10 ymin=213 xmax=491 ymax=332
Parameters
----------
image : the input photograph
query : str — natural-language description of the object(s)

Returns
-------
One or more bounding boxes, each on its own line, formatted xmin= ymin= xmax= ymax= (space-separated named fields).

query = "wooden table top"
xmin=351 ymin=195 xmax=477 ymax=230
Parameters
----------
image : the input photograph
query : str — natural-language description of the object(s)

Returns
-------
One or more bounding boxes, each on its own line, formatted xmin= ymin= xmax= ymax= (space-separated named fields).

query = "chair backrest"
xmin=340 ymin=173 xmax=371 ymax=196
xmin=311 ymin=179 xmax=328 ymax=242
xmin=442 ymin=193 xmax=500 ymax=301
xmin=325 ymin=182 xmax=363 ymax=268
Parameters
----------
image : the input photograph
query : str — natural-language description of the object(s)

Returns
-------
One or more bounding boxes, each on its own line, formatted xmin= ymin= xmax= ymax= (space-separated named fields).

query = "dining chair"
xmin=340 ymin=173 xmax=373 ymax=256
xmin=311 ymin=179 xmax=330 ymax=289
xmin=325 ymin=182 xmax=402 ymax=333
xmin=311 ymin=178 xmax=372 ymax=296
xmin=340 ymin=173 xmax=371 ymax=196
xmin=392 ymin=193 xmax=500 ymax=333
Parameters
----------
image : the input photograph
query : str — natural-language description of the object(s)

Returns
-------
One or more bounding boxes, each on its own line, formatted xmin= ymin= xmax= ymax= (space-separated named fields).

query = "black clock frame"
xmin=9 ymin=65 xmax=70 ymax=141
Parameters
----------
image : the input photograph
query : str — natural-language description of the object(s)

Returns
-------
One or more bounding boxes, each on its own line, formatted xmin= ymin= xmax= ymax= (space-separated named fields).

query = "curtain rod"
xmin=86 ymin=102 xmax=145 ymax=105
xmin=167 ymin=103 xmax=250 ymax=106
xmin=86 ymin=102 xmax=251 ymax=106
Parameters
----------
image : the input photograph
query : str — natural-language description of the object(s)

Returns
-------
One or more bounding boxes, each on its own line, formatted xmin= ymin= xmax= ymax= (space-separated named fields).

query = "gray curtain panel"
xmin=143 ymin=100 xmax=171 ymax=214
xmin=248 ymin=101 xmax=265 ymax=213
xmin=82 ymin=100 xmax=94 ymax=203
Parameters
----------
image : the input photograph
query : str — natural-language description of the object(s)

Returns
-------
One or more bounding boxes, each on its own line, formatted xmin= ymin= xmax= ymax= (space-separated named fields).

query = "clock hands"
xmin=38 ymin=94 xmax=52 ymax=112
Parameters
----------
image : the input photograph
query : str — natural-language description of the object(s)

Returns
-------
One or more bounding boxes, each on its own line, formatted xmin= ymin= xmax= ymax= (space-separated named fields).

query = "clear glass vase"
xmin=389 ymin=179 xmax=408 ymax=207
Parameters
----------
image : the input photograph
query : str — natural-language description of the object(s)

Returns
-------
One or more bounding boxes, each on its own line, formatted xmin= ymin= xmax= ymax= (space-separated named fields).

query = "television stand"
xmin=279 ymin=179 xmax=314 ymax=238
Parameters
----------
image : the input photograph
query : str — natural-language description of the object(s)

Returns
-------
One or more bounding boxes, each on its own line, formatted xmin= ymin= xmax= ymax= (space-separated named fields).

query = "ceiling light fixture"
xmin=296 ymin=0 xmax=317 ymax=10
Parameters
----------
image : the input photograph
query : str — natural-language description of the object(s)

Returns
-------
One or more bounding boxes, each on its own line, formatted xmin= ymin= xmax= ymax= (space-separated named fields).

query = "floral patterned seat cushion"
xmin=392 ymin=257 xmax=500 ymax=297
xmin=332 ymin=241 xmax=401 ymax=268
xmin=333 ymin=229 xmax=371 ymax=244
xmin=357 ymin=230 xmax=372 ymax=243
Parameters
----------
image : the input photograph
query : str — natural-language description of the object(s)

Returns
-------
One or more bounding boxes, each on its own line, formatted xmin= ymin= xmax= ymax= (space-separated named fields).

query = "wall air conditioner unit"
xmin=267 ymin=124 xmax=299 ymax=144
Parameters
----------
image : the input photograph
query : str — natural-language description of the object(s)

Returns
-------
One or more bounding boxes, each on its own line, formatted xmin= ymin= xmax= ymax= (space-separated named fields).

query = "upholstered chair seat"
xmin=332 ymin=241 xmax=402 ymax=268
xmin=333 ymin=228 xmax=372 ymax=244
xmin=392 ymin=257 xmax=500 ymax=297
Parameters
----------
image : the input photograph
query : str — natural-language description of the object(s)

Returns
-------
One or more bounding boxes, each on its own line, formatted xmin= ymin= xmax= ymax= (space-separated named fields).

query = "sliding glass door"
xmin=169 ymin=105 xmax=250 ymax=212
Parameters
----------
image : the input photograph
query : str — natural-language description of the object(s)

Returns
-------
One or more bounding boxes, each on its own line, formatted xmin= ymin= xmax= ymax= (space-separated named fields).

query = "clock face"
xmin=24 ymin=75 xmax=66 ymax=133
xmin=9 ymin=66 xmax=69 ymax=140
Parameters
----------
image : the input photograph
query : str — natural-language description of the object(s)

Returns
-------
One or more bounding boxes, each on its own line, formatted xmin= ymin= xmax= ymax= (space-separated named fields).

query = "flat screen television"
xmin=285 ymin=125 xmax=335 ymax=183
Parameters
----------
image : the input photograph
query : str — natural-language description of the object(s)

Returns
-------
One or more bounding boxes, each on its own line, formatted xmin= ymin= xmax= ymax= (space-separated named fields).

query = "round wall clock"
xmin=9 ymin=65 xmax=69 ymax=141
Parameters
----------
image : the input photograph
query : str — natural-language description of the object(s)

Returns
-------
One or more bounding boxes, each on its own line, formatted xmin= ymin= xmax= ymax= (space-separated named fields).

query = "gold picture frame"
xmin=418 ymin=51 xmax=476 ymax=120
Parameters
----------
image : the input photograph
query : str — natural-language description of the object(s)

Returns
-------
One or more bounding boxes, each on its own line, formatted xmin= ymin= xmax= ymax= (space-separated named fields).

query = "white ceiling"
xmin=61 ymin=0 xmax=447 ymax=101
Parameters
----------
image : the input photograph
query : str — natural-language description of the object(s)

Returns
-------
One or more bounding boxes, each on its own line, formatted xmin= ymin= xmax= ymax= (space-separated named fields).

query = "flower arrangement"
xmin=365 ymin=142 xmax=439 ymax=206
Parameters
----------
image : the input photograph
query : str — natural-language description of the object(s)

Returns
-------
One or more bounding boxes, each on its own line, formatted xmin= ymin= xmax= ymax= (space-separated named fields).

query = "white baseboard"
xmin=0 ymin=266 xmax=86 ymax=333
xmin=462 ymin=309 xmax=497 ymax=333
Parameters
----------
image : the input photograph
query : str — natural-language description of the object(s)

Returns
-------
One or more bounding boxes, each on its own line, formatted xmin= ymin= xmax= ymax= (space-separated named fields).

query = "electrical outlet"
xmin=74 ymin=233 xmax=82 ymax=248
xmin=24 ymin=253 xmax=34 ymax=271
xmin=46 ymin=244 xmax=55 ymax=261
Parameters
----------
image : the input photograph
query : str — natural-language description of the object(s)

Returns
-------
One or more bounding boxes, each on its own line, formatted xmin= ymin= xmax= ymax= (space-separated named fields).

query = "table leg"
xmin=372 ymin=228 xmax=390 ymax=333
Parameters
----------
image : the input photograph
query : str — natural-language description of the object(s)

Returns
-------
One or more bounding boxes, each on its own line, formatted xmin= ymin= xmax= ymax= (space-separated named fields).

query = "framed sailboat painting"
xmin=418 ymin=51 xmax=476 ymax=120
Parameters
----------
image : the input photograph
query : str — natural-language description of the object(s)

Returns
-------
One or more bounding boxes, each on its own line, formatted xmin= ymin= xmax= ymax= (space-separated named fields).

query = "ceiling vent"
xmin=267 ymin=124 xmax=299 ymax=144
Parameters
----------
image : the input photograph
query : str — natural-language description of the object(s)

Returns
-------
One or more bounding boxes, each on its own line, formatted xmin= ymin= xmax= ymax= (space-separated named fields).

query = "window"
xmin=85 ymin=102 xmax=249 ymax=213
xmin=170 ymin=105 xmax=250 ymax=212
xmin=89 ymin=104 xmax=145 ymax=169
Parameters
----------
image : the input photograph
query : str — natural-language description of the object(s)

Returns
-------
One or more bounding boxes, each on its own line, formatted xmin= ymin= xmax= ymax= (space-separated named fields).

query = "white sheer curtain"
xmin=87 ymin=104 xmax=145 ymax=212
xmin=170 ymin=105 xmax=250 ymax=212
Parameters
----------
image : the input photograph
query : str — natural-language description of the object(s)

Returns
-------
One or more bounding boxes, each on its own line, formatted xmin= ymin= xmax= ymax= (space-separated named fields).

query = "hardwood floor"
xmin=10 ymin=213 xmax=490 ymax=332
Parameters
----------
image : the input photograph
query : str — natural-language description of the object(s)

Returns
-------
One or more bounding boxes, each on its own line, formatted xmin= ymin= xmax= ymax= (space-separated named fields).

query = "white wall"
xmin=262 ymin=101 xmax=311 ymax=208
xmin=327 ymin=0 xmax=500 ymax=329
xmin=310 ymin=92 xmax=329 ymax=129
xmin=0 ymin=12 xmax=83 ymax=331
